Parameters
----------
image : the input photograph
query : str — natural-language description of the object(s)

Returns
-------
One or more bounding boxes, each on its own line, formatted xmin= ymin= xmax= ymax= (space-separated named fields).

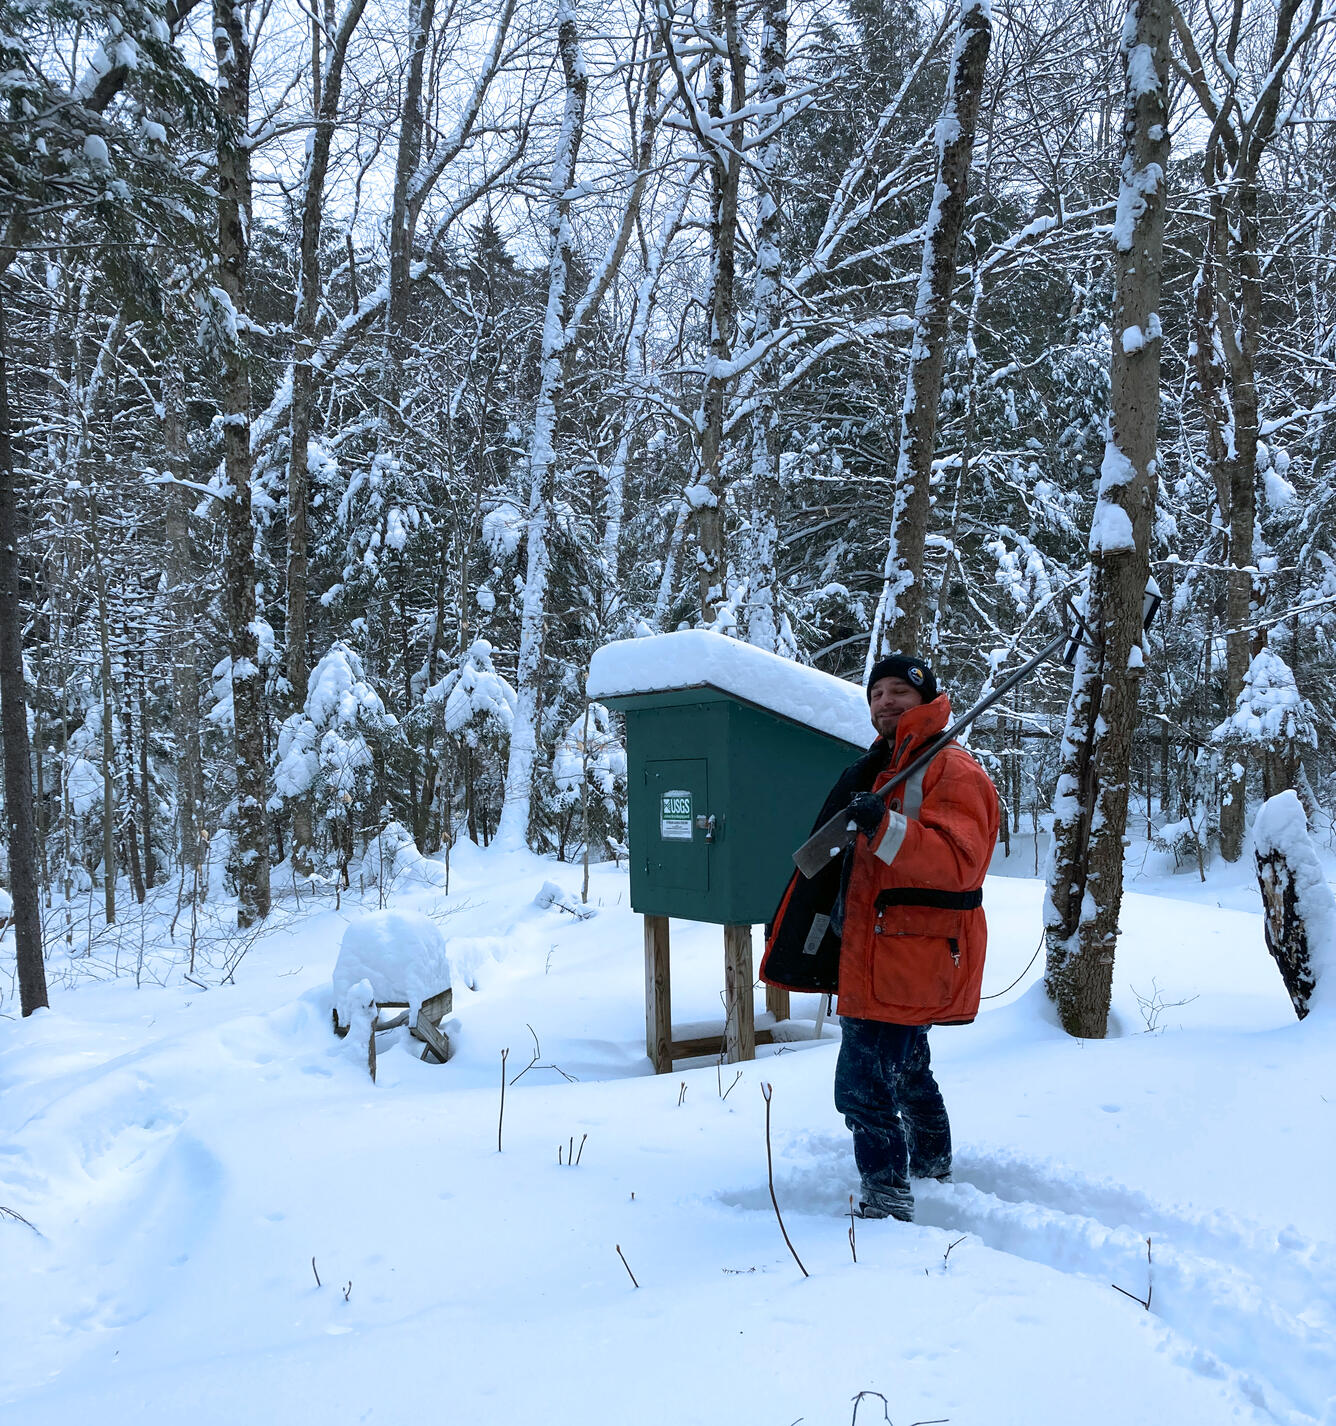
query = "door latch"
xmin=694 ymin=813 xmax=717 ymax=842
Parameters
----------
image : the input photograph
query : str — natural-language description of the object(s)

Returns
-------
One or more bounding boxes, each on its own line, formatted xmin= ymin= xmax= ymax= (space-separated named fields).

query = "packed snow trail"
xmin=720 ymin=1138 xmax=1335 ymax=1425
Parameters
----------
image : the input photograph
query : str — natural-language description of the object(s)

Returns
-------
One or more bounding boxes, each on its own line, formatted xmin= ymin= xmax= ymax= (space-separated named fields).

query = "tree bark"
xmin=496 ymin=0 xmax=588 ymax=852
xmin=164 ymin=369 xmax=202 ymax=885
xmin=88 ymin=491 xmax=117 ymax=924
xmin=286 ymin=1 xmax=368 ymax=870
xmin=867 ymin=0 xmax=991 ymax=667
xmin=740 ymin=0 xmax=790 ymax=654
xmin=215 ymin=0 xmax=271 ymax=927
xmin=137 ymin=643 xmax=153 ymax=889
xmin=121 ymin=623 xmax=146 ymax=905
xmin=498 ymin=8 xmax=660 ymax=848
xmin=690 ymin=0 xmax=747 ymax=624
xmin=1044 ymin=0 xmax=1169 ymax=1039
xmin=1173 ymin=0 xmax=1319 ymax=861
xmin=0 ymin=291 xmax=48 ymax=1014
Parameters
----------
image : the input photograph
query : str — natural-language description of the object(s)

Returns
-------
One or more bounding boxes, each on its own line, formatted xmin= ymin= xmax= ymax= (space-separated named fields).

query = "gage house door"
xmin=643 ymin=757 xmax=709 ymax=893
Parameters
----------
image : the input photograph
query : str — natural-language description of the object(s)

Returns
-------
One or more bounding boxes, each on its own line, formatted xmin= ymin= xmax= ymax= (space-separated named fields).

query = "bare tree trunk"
xmin=215 ymin=0 xmax=271 ymax=927
xmin=164 ymin=372 xmax=202 ymax=889
xmin=1044 ymin=0 xmax=1169 ymax=1039
xmin=740 ymin=0 xmax=789 ymax=654
xmin=0 ymin=291 xmax=48 ymax=1014
xmin=687 ymin=0 xmax=747 ymax=624
xmin=384 ymin=0 xmax=436 ymax=426
xmin=287 ymin=0 xmax=369 ymax=763
xmin=1216 ymin=178 xmax=1260 ymax=861
xmin=88 ymin=493 xmax=117 ymax=924
xmin=1173 ymin=0 xmax=1320 ymax=861
xmin=499 ymin=8 xmax=659 ymax=848
xmin=867 ymin=0 xmax=991 ymax=667
xmin=121 ymin=624 xmax=146 ymax=905
xmin=601 ymin=183 xmax=688 ymax=626
xmin=137 ymin=642 xmax=153 ymax=889
xmin=496 ymin=2 xmax=588 ymax=851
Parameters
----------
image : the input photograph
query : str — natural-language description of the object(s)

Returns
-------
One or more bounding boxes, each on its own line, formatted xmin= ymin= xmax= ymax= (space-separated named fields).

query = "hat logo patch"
xmin=907 ymin=666 xmax=924 ymax=686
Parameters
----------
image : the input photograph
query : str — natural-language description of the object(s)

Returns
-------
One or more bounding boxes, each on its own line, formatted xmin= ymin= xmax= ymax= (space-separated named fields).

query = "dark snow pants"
xmin=834 ymin=1017 xmax=952 ymax=1220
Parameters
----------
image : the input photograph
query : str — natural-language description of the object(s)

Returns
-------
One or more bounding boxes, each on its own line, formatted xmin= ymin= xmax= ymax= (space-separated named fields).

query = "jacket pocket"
xmin=871 ymin=905 xmax=964 ymax=1011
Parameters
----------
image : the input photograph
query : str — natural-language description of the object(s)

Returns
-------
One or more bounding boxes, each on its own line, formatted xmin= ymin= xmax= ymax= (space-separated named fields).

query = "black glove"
xmin=845 ymin=791 xmax=887 ymax=838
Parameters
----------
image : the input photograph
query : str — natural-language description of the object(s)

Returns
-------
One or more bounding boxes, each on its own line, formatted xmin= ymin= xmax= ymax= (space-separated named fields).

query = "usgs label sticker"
xmin=659 ymin=790 xmax=694 ymax=841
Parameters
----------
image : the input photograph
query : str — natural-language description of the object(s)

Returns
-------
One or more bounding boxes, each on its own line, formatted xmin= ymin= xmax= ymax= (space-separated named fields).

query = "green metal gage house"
xmin=587 ymin=630 xmax=871 ymax=1073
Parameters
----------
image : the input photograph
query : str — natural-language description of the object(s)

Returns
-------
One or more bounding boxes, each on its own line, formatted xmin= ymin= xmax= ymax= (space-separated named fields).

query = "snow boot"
xmin=856 ymin=1177 xmax=914 ymax=1222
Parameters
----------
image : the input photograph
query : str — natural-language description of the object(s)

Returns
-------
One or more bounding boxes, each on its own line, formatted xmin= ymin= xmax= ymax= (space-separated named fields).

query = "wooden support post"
xmin=765 ymin=982 xmax=790 ymax=1023
xmin=723 ymin=922 xmax=757 ymax=1064
xmin=644 ymin=914 xmax=672 ymax=1073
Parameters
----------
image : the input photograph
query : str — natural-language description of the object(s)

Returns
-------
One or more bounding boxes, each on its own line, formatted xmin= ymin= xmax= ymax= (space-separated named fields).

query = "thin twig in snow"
xmin=761 ymin=1083 xmax=808 ymax=1278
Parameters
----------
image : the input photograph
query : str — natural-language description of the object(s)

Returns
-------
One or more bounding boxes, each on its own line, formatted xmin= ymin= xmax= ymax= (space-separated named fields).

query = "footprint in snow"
xmin=718 ymin=1140 xmax=1335 ymax=1425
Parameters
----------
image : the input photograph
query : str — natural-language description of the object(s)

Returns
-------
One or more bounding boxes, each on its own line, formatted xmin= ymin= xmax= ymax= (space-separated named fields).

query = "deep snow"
xmin=3 ymin=834 xmax=1334 ymax=1426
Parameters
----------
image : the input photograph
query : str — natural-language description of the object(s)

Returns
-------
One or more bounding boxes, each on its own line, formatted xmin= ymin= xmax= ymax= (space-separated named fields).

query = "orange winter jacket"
xmin=762 ymin=695 xmax=999 ymax=1026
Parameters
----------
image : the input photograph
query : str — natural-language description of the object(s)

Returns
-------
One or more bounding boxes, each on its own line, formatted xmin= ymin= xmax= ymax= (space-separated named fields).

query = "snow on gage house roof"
xmin=587 ymin=630 xmax=872 ymax=750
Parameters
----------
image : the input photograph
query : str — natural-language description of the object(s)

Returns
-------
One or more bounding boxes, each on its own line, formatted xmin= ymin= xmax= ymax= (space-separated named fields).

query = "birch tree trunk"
xmin=215 ymin=0 xmax=270 ymax=927
xmin=0 ymin=292 xmax=48 ymax=1015
xmin=498 ymin=10 xmax=660 ymax=849
xmin=739 ymin=0 xmax=790 ymax=655
xmin=495 ymin=0 xmax=588 ymax=852
xmin=1043 ymin=0 xmax=1169 ymax=1039
xmin=867 ymin=0 xmax=990 ymax=669
xmin=600 ymin=184 xmax=688 ymax=623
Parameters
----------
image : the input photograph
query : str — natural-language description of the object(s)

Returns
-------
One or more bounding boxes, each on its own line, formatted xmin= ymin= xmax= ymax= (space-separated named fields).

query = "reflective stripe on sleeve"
xmin=902 ymin=762 xmax=929 ymax=820
xmin=873 ymin=811 xmax=908 ymax=865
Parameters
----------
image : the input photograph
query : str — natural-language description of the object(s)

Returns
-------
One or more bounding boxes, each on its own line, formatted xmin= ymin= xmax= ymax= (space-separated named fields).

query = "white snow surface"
xmin=4 ymin=836 xmax=1336 ymax=1426
xmin=588 ymin=629 xmax=872 ymax=749
xmin=332 ymin=909 xmax=453 ymax=1021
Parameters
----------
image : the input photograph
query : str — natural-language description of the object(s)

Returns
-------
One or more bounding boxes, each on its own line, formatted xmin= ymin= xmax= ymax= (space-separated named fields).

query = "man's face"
xmin=868 ymin=675 xmax=926 ymax=739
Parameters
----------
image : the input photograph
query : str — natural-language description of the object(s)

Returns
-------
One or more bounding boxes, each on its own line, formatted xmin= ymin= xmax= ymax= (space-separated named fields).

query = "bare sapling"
xmin=1111 ymin=1236 xmax=1153 ymax=1310
xmin=509 ymin=1023 xmax=578 ymax=1085
xmin=761 ymin=1083 xmax=808 ymax=1278
xmin=615 ymin=1243 xmax=639 ymax=1288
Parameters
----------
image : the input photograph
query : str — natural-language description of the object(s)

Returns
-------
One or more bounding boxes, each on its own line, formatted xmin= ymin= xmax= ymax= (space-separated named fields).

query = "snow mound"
xmin=587 ymin=629 xmax=871 ymax=749
xmin=333 ymin=910 xmax=452 ymax=1022
xmin=534 ymin=881 xmax=596 ymax=921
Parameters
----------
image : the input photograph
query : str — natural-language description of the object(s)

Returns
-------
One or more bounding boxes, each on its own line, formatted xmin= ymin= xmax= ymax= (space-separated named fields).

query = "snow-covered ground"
xmin=3 ymin=837 xmax=1334 ymax=1426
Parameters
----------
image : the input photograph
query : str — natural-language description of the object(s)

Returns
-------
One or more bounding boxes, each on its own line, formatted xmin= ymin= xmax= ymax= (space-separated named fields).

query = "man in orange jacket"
xmin=761 ymin=654 xmax=999 ymax=1222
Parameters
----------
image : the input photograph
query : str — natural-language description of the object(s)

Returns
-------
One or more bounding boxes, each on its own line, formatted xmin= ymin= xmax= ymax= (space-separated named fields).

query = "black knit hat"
xmin=866 ymin=654 xmax=938 ymax=704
